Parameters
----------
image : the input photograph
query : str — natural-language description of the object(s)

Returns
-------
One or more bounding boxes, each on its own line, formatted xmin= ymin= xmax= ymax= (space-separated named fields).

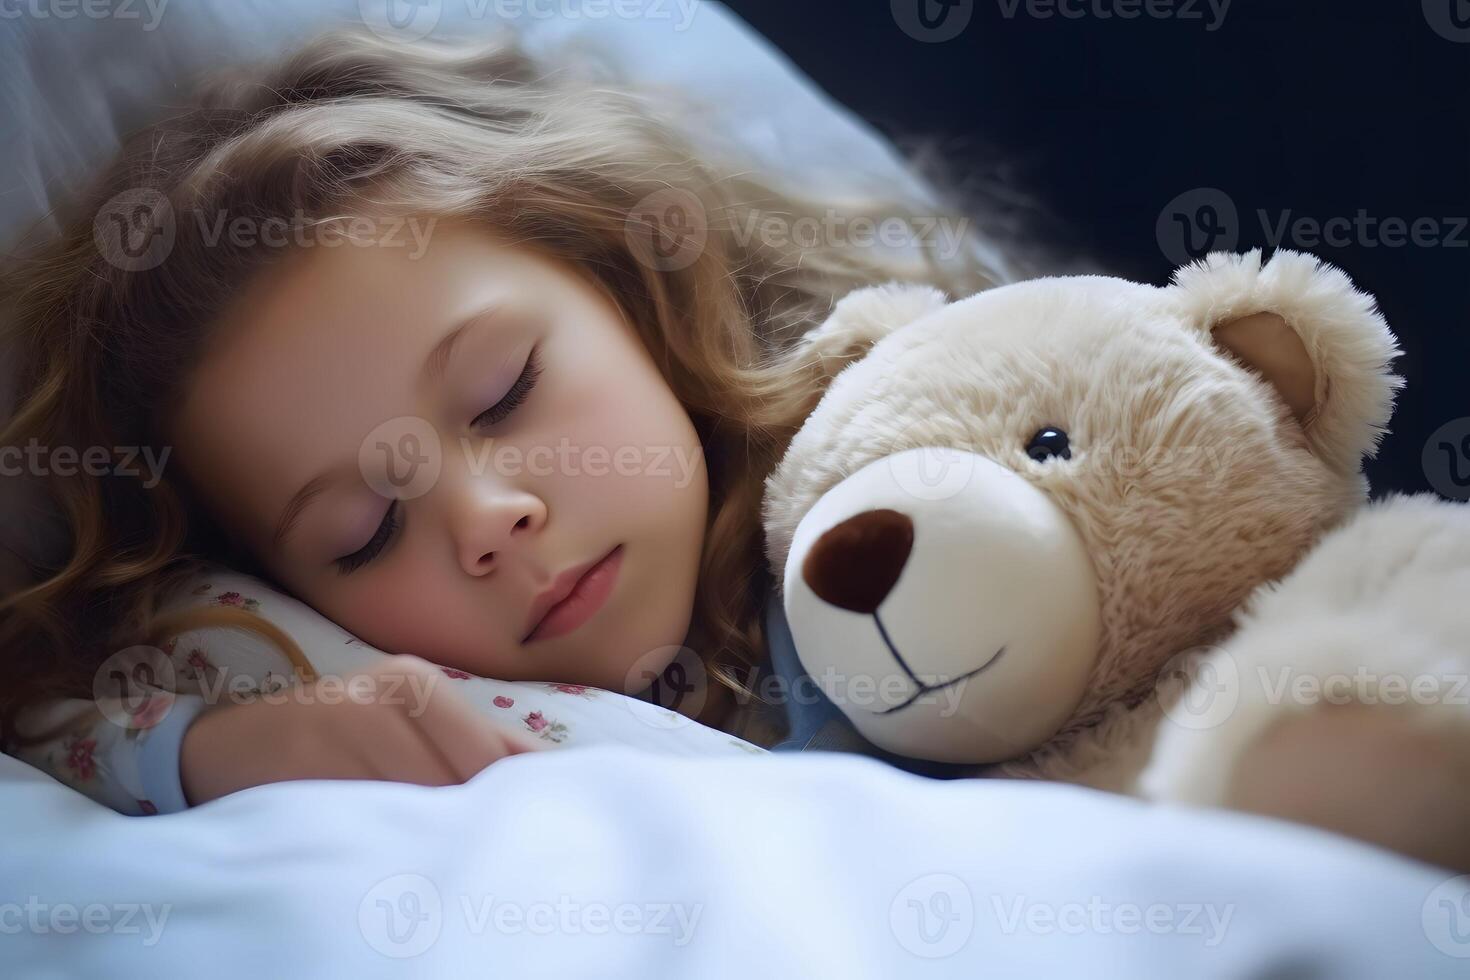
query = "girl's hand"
xmin=179 ymin=656 xmax=544 ymax=806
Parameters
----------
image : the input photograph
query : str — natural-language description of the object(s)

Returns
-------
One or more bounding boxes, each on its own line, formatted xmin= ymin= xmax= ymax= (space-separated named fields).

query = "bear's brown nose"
xmin=800 ymin=508 xmax=914 ymax=614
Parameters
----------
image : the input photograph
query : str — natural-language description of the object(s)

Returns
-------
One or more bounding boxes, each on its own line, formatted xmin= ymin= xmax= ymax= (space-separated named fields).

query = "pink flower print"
xmin=160 ymin=637 xmax=178 ymax=656
xmin=493 ymin=696 xmax=515 ymax=709
xmin=138 ymin=800 xmax=158 ymax=816
xmin=440 ymin=667 xmax=471 ymax=680
xmin=215 ymin=591 xmax=260 ymax=612
xmin=66 ymin=737 xmax=98 ymax=781
xmin=186 ymin=649 xmax=211 ymax=673
xmin=547 ymin=683 xmax=595 ymax=698
xmin=523 ymin=711 xmax=568 ymax=743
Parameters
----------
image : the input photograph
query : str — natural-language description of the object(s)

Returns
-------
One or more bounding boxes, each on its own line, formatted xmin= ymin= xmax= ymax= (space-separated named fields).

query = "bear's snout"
xmin=800 ymin=508 xmax=913 ymax=613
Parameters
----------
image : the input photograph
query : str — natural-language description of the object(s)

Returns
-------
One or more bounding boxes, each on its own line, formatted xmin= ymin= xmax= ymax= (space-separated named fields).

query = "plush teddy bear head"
xmin=762 ymin=250 xmax=1402 ymax=765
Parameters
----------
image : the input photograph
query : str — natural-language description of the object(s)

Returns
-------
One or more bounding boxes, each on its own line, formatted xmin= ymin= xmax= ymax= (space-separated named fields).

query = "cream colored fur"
xmin=763 ymin=249 xmax=1468 ymax=801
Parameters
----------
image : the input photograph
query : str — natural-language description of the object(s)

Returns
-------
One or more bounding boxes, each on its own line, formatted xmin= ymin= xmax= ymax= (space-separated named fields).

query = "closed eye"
xmin=474 ymin=343 xmax=542 ymax=429
xmin=335 ymin=499 xmax=401 ymax=575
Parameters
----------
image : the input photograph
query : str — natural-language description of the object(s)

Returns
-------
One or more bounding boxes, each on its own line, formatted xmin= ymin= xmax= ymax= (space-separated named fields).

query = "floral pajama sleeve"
xmin=4 ymin=569 xmax=767 ymax=816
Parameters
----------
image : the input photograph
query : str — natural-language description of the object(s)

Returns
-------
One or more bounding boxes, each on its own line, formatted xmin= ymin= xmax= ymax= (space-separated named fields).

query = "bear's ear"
xmin=1167 ymin=249 xmax=1404 ymax=474
xmin=798 ymin=281 xmax=949 ymax=377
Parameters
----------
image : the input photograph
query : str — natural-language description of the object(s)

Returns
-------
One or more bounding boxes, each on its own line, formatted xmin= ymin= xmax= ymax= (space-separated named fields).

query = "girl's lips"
xmin=523 ymin=545 xmax=624 ymax=644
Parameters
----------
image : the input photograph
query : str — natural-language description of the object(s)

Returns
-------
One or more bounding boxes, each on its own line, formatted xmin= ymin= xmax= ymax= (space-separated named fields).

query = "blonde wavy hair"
xmin=0 ymin=24 xmax=1007 ymax=749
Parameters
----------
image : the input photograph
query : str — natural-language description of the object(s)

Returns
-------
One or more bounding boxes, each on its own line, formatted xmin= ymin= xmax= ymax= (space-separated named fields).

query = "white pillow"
xmin=154 ymin=561 xmax=764 ymax=758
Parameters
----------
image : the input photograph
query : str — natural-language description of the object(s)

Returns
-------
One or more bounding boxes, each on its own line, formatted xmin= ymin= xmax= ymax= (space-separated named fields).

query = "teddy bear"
xmin=761 ymin=249 xmax=1470 ymax=871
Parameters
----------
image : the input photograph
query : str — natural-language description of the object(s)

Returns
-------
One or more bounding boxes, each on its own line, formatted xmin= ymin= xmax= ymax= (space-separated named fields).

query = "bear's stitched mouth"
xmin=867 ymin=610 xmax=1007 ymax=715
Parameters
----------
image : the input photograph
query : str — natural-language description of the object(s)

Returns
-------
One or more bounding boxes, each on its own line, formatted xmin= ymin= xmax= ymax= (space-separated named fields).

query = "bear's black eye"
xmin=1026 ymin=427 xmax=1071 ymax=462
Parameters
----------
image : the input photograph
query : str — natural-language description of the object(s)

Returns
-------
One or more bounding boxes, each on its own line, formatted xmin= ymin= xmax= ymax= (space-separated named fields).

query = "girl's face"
xmin=169 ymin=218 xmax=709 ymax=691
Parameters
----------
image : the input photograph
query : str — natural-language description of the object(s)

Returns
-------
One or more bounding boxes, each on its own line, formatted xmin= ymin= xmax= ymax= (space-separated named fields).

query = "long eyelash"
xmin=473 ymin=344 xmax=542 ymax=429
xmin=336 ymin=500 xmax=401 ymax=575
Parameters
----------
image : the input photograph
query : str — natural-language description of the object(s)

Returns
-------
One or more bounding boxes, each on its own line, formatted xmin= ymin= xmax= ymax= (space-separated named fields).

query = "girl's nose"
xmin=446 ymin=478 xmax=547 ymax=576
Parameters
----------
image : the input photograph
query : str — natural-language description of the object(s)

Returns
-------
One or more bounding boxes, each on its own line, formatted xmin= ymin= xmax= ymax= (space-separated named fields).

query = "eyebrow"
xmin=422 ymin=303 xmax=503 ymax=387
xmin=271 ymin=304 xmax=505 ymax=552
xmin=271 ymin=469 xmax=340 ymax=552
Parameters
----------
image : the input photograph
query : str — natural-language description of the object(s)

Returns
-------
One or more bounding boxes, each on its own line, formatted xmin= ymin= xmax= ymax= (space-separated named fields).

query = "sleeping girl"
xmin=0 ymin=25 xmax=1000 ymax=811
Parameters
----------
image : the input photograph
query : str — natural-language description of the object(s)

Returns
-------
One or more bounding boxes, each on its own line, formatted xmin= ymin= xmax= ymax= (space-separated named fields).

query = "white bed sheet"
xmin=3 ymin=744 xmax=1465 ymax=978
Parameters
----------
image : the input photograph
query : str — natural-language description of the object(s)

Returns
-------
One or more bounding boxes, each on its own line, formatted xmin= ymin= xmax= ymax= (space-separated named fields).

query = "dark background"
xmin=726 ymin=0 xmax=1469 ymax=500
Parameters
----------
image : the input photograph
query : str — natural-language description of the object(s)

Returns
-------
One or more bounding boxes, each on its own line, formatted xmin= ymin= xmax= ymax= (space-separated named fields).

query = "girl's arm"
xmin=1 ymin=547 xmax=208 ymax=814
xmin=10 ymin=655 xmax=545 ymax=814
xmin=6 ymin=692 xmax=211 ymax=816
